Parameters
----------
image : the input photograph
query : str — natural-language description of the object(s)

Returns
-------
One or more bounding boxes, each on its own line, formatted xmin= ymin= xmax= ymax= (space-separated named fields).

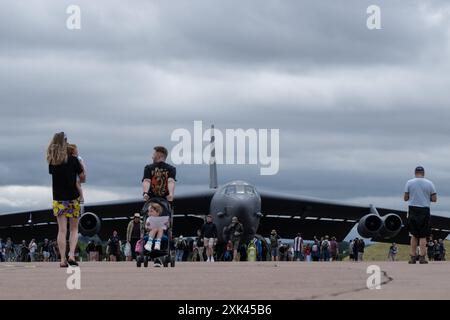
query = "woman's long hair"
xmin=46 ymin=132 xmax=68 ymax=165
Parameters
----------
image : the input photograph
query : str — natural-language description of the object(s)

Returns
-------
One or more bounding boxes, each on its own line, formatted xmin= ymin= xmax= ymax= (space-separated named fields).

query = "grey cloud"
xmin=1 ymin=0 xmax=450 ymax=216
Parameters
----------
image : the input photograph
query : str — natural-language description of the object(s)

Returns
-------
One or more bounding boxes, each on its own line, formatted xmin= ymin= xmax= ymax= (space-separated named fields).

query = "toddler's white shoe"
xmin=154 ymin=242 xmax=161 ymax=251
xmin=144 ymin=241 xmax=152 ymax=252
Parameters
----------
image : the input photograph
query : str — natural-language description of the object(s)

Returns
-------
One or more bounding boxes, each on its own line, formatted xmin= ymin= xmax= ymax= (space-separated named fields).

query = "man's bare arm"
xmin=404 ymin=192 xmax=409 ymax=202
xmin=431 ymin=193 xmax=437 ymax=202
xmin=167 ymin=178 xmax=175 ymax=201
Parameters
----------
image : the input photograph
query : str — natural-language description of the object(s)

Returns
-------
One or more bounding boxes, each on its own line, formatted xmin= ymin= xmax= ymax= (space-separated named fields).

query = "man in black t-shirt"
xmin=142 ymin=146 xmax=176 ymax=202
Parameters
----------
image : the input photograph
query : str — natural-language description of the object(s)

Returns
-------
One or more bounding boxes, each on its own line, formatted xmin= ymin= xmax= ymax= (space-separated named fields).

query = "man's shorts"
xmin=42 ymin=251 xmax=50 ymax=259
xmin=52 ymin=199 xmax=81 ymax=218
xmin=204 ymin=238 xmax=215 ymax=248
xmin=271 ymin=248 xmax=278 ymax=257
xmin=407 ymin=206 xmax=431 ymax=238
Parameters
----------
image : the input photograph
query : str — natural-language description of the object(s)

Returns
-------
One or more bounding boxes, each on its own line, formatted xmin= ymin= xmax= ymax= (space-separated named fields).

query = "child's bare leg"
xmin=149 ymin=229 xmax=157 ymax=239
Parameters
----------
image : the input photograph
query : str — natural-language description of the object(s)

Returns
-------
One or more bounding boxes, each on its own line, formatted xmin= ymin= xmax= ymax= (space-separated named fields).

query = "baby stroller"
xmin=136 ymin=197 xmax=176 ymax=268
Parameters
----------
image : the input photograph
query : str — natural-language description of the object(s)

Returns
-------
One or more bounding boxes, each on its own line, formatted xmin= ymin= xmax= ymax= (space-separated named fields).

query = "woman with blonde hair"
xmin=47 ymin=132 xmax=85 ymax=267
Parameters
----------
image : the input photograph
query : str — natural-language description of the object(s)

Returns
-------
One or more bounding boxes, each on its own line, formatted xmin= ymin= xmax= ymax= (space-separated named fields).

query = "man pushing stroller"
xmin=141 ymin=146 xmax=176 ymax=264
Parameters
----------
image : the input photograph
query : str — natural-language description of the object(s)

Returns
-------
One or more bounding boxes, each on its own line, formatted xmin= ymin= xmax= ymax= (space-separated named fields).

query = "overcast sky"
xmin=1 ymin=0 xmax=450 ymax=223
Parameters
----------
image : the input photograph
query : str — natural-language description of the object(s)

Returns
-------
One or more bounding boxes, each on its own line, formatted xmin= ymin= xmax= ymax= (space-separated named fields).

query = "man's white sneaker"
xmin=211 ymin=256 xmax=215 ymax=262
xmin=144 ymin=241 xmax=152 ymax=252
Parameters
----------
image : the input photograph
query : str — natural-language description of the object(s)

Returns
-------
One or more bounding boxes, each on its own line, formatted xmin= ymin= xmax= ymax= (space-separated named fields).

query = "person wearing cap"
xmin=404 ymin=166 xmax=437 ymax=264
xmin=126 ymin=212 xmax=145 ymax=261
xmin=201 ymin=215 xmax=218 ymax=262
xmin=224 ymin=217 xmax=244 ymax=262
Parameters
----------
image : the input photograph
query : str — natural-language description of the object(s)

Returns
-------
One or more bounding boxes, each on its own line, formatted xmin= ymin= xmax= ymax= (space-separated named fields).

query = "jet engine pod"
xmin=79 ymin=212 xmax=101 ymax=237
xmin=357 ymin=214 xmax=382 ymax=238
xmin=378 ymin=213 xmax=402 ymax=239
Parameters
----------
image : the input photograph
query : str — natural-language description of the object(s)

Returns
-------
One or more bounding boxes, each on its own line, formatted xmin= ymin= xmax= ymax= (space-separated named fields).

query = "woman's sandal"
xmin=67 ymin=259 xmax=79 ymax=267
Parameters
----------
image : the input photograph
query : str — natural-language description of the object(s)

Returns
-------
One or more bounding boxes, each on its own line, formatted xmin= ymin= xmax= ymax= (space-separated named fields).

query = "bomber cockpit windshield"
xmin=224 ymin=185 xmax=255 ymax=195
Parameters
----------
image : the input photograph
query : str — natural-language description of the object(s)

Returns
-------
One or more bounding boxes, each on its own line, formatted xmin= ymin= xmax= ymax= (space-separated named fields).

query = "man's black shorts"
xmin=407 ymin=206 xmax=431 ymax=238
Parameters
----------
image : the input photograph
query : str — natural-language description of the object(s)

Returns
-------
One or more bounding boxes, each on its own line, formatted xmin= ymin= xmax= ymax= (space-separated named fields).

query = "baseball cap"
xmin=415 ymin=166 xmax=425 ymax=172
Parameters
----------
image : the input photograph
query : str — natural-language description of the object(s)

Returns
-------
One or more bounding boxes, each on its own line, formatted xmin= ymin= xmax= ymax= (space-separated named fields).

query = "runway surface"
xmin=0 ymin=261 xmax=449 ymax=300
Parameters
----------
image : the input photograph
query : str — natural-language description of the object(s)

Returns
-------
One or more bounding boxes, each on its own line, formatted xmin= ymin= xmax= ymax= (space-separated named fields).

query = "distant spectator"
xmin=269 ymin=230 xmax=281 ymax=262
xmin=329 ymin=237 xmax=338 ymax=261
xmin=349 ymin=240 xmax=355 ymax=261
xmin=252 ymin=237 xmax=263 ymax=261
xmin=28 ymin=239 xmax=37 ymax=262
xmin=321 ymin=236 xmax=330 ymax=261
xmin=41 ymin=239 xmax=51 ymax=262
xmin=304 ymin=244 xmax=311 ymax=262
xmin=175 ymin=236 xmax=187 ymax=262
xmin=5 ymin=238 xmax=13 ymax=262
xmin=224 ymin=240 xmax=233 ymax=261
xmin=20 ymin=240 xmax=29 ymax=262
xmin=357 ymin=239 xmax=365 ymax=261
xmin=0 ymin=238 xmax=4 ymax=262
xmin=86 ymin=240 xmax=97 ymax=261
xmin=201 ymin=215 xmax=218 ymax=262
xmin=427 ymin=236 xmax=434 ymax=261
xmin=107 ymin=230 xmax=120 ymax=261
xmin=388 ymin=243 xmax=398 ymax=261
xmin=95 ymin=242 xmax=103 ymax=261
xmin=126 ymin=212 xmax=144 ymax=261
xmin=311 ymin=240 xmax=320 ymax=262
xmin=293 ymin=233 xmax=303 ymax=261
xmin=432 ymin=240 xmax=440 ymax=261
xmin=195 ymin=229 xmax=205 ymax=262
xmin=224 ymin=217 xmax=244 ymax=262
xmin=439 ymin=239 xmax=446 ymax=261
xmin=353 ymin=238 xmax=359 ymax=261
xmin=287 ymin=245 xmax=294 ymax=261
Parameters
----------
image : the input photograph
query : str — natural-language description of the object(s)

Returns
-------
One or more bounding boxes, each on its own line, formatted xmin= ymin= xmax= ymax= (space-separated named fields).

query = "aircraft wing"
xmin=0 ymin=190 xmax=215 ymax=240
xmin=258 ymin=191 xmax=450 ymax=244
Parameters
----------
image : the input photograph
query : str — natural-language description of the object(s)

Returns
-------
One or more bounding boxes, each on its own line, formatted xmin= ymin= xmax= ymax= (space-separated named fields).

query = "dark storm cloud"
xmin=1 ymin=0 xmax=450 ymax=215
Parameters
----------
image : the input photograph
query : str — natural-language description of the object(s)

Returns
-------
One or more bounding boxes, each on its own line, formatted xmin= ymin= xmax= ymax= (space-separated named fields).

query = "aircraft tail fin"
xmin=209 ymin=124 xmax=218 ymax=189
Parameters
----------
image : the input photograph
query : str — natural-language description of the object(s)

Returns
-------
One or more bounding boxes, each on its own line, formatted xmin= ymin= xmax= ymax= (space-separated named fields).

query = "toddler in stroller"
xmin=136 ymin=197 xmax=175 ymax=268
xmin=144 ymin=202 xmax=168 ymax=252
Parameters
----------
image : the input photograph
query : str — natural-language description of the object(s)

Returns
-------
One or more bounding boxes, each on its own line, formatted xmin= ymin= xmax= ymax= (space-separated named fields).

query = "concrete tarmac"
xmin=0 ymin=261 xmax=449 ymax=300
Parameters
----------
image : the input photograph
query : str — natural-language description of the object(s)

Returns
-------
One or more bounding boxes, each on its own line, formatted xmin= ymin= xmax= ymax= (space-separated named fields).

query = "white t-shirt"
xmin=404 ymin=178 xmax=436 ymax=208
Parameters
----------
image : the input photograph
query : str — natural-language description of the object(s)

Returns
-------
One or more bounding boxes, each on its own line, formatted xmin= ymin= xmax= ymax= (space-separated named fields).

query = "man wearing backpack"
xmin=224 ymin=217 xmax=244 ymax=262
xmin=321 ymin=236 xmax=330 ymax=261
xmin=269 ymin=230 xmax=281 ymax=261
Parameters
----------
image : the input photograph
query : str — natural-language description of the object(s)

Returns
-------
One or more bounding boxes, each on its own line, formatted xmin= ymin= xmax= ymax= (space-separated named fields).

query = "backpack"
xmin=270 ymin=235 xmax=278 ymax=248
xmin=177 ymin=239 xmax=186 ymax=250
xmin=322 ymin=240 xmax=329 ymax=249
